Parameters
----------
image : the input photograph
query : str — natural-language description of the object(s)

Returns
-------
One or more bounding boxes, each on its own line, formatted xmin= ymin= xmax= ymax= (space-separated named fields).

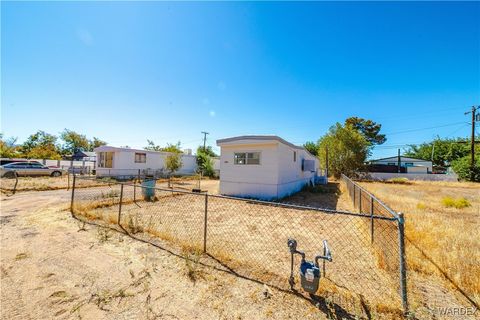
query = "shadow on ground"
xmin=281 ymin=182 xmax=342 ymax=210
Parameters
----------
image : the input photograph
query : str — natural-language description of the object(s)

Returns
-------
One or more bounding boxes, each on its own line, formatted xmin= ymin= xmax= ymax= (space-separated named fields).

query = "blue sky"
xmin=1 ymin=1 xmax=479 ymax=158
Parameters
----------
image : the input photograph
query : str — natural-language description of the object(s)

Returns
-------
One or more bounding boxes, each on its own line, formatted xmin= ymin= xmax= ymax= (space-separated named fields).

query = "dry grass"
xmin=71 ymin=183 xmax=403 ymax=318
xmin=359 ymin=180 xmax=480 ymax=309
xmin=0 ymin=175 xmax=113 ymax=192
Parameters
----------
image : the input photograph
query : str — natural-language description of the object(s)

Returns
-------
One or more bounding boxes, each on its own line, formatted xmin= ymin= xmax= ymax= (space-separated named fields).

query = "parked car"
xmin=0 ymin=161 xmax=64 ymax=178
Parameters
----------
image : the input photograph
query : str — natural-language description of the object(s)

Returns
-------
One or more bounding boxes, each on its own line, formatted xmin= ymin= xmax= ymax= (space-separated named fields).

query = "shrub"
xmin=451 ymin=156 xmax=480 ymax=182
xmin=441 ymin=196 xmax=471 ymax=209
xmin=196 ymin=151 xmax=216 ymax=178
xmin=416 ymin=202 xmax=426 ymax=210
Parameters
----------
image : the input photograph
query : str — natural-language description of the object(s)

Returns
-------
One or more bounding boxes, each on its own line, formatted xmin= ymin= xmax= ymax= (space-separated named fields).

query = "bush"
xmin=441 ymin=196 xmax=471 ymax=209
xmin=451 ymin=156 xmax=480 ymax=182
xmin=196 ymin=151 xmax=216 ymax=178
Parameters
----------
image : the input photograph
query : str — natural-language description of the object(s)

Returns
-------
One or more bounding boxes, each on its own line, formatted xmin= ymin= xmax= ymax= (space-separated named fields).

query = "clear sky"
xmin=1 ymin=1 xmax=479 ymax=158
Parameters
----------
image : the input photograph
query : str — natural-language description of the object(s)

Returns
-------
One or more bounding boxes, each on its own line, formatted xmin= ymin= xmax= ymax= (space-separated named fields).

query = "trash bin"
xmin=141 ymin=178 xmax=156 ymax=201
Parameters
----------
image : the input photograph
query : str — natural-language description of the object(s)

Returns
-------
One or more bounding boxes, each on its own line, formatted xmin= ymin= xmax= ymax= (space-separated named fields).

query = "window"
xmin=135 ymin=153 xmax=146 ymax=163
xmin=234 ymin=152 xmax=260 ymax=165
xmin=293 ymin=151 xmax=297 ymax=162
xmin=98 ymin=152 xmax=114 ymax=168
xmin=405 ymin=162 xmax=414 ymax=167
xmin=387 ymin=163 xmax=396 ymax=166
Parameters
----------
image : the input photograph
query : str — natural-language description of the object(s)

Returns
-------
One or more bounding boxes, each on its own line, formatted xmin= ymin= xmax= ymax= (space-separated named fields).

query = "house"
xmin=216 ymin=135 xmax=321 ymax=200
xmin=71 ymin=150 xmax=97 ymax=162
xmin=94 ymin=146 xmax=198 ymax=178
xmin=368 ymin=156 xmax=433 ymax=173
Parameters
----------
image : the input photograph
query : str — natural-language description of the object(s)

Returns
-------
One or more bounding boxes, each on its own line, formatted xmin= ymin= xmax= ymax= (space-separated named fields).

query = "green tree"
xmin=145 ymin=140 xmax=182 ymax=153
xmin=89 ymin=137 xmax=107 ymax=150
xmin=60 ymin=129 xmax=90 ymax=155
xmin=165 ymin=152 xmax=183 ymax=175
xmin=345 ymin=117 xmax=386 ymax=145
xmin=196 ymin=145 xmax=217 ymax=157
xmin=404 ymin=137 xmax=470 ymax=167
xmin=318 ymin=123 xmax=371 ymax=178
xmin=21 ymin=131 xmax=61 ymax=159
xmin=0 ymin=134 xmax=20 ymax=158
xmin=451 ymin=156 xmax=480 ymax=182
xmin=196 ymin=151 xmax=216 ymax=177
xmin=161 ymin=141 xmax=182 ymax=153
xmin=145 ymin=139 xmax=162 ymax=151
xmin=303 ymin=141 xmax=318 ymax=156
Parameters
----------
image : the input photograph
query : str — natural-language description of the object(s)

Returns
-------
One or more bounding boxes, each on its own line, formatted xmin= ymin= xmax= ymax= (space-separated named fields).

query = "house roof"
xmin=93 ymin=145 xmax=196 ymax=157
xmin=75 ymin=151 xmax=96 ymax=157
xmin=369 ymin=156 xmax=431 ymax=163
xmin=216 ymin=135 xmax=306 ymax=149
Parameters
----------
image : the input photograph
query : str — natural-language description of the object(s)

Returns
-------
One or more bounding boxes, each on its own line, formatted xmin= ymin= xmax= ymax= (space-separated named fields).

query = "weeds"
xmin=14 ymin=252 xmax=29 ymax=260
xmin=127 ymin=215 xmax=144 ymax=234
xmin=182 ymin=247 xmax=203 ymax=282
xmin=441 ymin=196 xmax=471 ymax=209
xmin=97 ymin=228 xmax=112 ymax=243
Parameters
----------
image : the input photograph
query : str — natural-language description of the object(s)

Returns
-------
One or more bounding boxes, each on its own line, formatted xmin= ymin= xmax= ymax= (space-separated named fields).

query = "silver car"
xmin=0 ymin=162 xmax=64 ymax=178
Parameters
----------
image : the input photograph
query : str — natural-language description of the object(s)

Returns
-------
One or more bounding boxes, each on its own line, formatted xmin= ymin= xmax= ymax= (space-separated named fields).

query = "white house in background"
xmin=216 ymin=135 xmax=321 ymax=200
xmin=94 ymin=146 xmax=200 ymax=177
xmin=369 ymin=156 xmax=433 ymax=173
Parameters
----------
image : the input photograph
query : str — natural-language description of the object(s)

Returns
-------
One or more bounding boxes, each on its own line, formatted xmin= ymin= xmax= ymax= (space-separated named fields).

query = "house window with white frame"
xmin=135 ymin=153 xmax=146 ymax=163
xmin=234 ymin=152 xmax=260 ymax=165
xmin=98 ymin=152 xmax=114 ymax=168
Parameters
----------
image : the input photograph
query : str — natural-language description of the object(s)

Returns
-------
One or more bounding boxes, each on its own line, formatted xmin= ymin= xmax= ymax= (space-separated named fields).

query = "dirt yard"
xmin=359 ymin=180 xmax=480 ymax=317
xmin=1 ymin=188 xmax=367 ymax=320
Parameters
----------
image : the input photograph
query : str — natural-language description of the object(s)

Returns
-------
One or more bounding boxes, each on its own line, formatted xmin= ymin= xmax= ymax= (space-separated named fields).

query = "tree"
xmin=21 ymin=131 xmax=61 ymax=159
xmin=345 ymin=117 xmax=386 ymax=145
xmin=145 ymin=140 xmax=182 ymax=153
xmin=196 ymin=151 xmax=216 ymax=177
xmin=303 ymin=141 xmax=318 ymax=156
xmin=60 ymin=129 xmax=90 ymax=155
xmin=165 ymin=152 xmax=183 ymax=175
xmin=161 ymin=141 xmax=182 ymax=153
xmin=145 ymin=139 xmax=162 ymax=151
xmin=196 ymin=145 xmax=217 ymax=157
xmin=89 ymin=137 xmax=107 ymax=150
xmin=0 ymin=134 xmax=20 ymax=158
xmin=405 ymin=136 xmax=479 ymax=181
xmin=318 ymin=123 xmax=371 ymax=178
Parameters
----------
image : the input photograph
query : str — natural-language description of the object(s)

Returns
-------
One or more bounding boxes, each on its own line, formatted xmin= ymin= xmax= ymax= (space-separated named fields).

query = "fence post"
xmin=67 ymin=172 xmax=70 ymax=190
xmin=358 ymin=188 xmax=362 ymax=213
xmin=118 ymin=184 xmax=124 ymax=226
xmin=70 ymin=174 xmax=76 ymax=213
xmin=353 ymin=183 xmax=356 ymax=209
xmin=397 ymin=212 xmax=408 ymax=314
xmin=203 ymin=193 xmax=208 ymax=253
xmin=370 ymin=197 xmax=374 ymax=244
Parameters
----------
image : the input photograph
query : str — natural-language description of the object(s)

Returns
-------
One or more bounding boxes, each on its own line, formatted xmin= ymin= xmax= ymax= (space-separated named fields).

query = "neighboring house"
xmin=72 ymin=150 xmax=97 ymax=162
xmin=94 ymin=146 xmax=198 ymax=177
xmin=368 ymin=156 xmax=433 ymax=173
xmin=216 ymin=135 xmax=322 ymax=200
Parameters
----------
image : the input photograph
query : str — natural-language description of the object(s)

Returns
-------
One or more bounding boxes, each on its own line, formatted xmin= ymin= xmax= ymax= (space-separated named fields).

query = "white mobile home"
xmin=94 ymin=146 xmax=198 ymax=177
xmin=216 ymin=135 xmax=321 ymax=200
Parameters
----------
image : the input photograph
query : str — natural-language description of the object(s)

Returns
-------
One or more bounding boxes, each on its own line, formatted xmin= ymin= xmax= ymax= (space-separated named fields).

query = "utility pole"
xmin=397 ymin=148 xmax=401 ymax=173
xmin=201 ymin=131 xmax=209 ymax=152
xmin=465 ymin=106 xmax=479 ymax=181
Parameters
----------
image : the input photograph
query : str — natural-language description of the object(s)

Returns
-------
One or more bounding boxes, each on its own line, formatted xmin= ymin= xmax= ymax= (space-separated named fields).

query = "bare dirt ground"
xmin=1 ymin=188 xmax=362 ymax=320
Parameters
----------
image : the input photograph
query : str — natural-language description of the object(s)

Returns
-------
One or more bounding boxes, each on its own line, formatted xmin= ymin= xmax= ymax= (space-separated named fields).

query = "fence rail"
xmin=70 ymin=174 xmax=408 ymax=316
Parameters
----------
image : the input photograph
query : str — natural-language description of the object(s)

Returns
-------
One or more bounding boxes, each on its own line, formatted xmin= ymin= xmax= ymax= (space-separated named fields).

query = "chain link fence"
xmin=70 ymin=175 xmax=408 ymax=316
